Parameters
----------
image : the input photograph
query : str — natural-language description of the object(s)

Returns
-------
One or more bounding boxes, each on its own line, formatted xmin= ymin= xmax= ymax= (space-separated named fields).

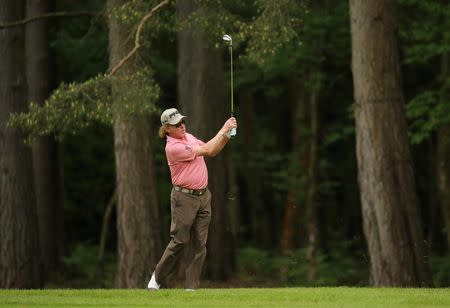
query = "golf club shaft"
xmin=229 ymin=44 xmax=236 ymax=136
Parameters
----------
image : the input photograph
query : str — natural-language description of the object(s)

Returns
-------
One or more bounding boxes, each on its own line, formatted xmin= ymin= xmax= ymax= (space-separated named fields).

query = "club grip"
xmin=230 ymin=127 xmax=237 ymax=137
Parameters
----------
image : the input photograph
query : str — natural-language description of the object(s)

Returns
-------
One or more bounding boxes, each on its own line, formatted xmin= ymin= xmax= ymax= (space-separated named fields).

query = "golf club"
xmin=223 ymin=34 xmax=236 ymax=137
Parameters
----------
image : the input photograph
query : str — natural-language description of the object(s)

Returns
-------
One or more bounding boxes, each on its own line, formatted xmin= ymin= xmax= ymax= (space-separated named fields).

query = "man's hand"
xmin=195 ymin=117 xmax=238 ymax=157
xmin=221 ymin=117 xmax=237 ymax=136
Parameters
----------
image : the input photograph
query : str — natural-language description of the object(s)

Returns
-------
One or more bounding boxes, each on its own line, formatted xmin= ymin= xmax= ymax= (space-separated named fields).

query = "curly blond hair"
xmin=159 ymin=125 xmax=169 ymax=138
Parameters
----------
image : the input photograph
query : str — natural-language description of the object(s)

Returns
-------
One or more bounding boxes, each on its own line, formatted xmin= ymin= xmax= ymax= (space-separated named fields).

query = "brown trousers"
xmin=154 ymin=188 xmax=211 ymax=289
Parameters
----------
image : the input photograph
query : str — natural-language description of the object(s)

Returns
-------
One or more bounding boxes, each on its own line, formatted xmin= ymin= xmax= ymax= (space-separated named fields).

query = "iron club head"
xmin=222 ymin=34 xmax=232 ymax=44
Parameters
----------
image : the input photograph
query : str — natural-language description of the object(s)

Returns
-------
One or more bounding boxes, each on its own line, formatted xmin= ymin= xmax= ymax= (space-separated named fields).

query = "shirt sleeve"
xmin=166 ymin=141 xmax=197 ymax=163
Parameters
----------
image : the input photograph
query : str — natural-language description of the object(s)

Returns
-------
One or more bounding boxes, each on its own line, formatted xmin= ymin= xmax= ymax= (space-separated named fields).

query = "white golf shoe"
xmin=147 ymin=272 xmax=160 ymax=291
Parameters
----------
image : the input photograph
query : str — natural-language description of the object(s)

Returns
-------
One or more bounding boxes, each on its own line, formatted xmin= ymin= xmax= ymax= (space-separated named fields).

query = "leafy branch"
xmin=109 ymin=0 xmax=172 ymax=76
xmin=8 ymin=0 xmax=172 ymax=141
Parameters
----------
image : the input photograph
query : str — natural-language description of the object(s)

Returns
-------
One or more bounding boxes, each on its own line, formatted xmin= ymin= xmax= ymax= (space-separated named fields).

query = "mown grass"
xmin=1 ymin=287 xmax=448 ymax=307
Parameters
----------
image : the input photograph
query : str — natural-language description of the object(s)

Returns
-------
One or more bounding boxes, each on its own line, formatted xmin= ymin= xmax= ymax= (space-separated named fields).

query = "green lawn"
xmin=1 ymin=288 xmax=448 ymax=307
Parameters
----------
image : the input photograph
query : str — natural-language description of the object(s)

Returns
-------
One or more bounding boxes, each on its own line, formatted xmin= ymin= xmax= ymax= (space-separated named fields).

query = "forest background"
xmin=1 ymin=0 xmax=449 ymax=288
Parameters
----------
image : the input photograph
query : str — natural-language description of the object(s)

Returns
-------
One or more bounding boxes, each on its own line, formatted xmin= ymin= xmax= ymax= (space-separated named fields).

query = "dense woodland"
xmin=1 ymin=0 xmax=449 ymax=288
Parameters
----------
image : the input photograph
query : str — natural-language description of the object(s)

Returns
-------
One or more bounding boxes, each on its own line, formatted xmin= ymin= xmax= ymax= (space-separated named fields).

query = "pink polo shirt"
xmin=165 ymin=133 xmax=208 ymax=190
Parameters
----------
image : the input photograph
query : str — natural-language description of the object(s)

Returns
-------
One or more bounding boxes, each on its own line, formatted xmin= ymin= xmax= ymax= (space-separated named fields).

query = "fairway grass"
xmin=1 ymin=287 xmax=449 ymax=307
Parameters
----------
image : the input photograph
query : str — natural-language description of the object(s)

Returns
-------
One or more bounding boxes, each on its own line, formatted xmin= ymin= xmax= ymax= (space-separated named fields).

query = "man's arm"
xmin=195 ymin=117 xmax=237 ymax=157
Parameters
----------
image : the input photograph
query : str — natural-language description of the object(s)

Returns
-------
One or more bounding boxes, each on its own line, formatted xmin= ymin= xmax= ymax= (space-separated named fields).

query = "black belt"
xmin=174 ymin=186 xmax=207 ymax=196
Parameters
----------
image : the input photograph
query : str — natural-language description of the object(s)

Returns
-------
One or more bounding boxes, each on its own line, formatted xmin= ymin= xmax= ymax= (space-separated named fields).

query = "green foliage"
xmin=8 ymin=68 xmax=160 ymax=142
xmin=180 ymin=0 xmax=307 ymax=67
xmin=112 ymin=0 xmax=175 ymax=36
xmin=111 ymin=67 xmax=161 ymax=117
xmin=236 ymin=246 xmax=368 ymax=286
xmin=323 ymin=125 xmax=354 ymax=148
xmin=399 ymin=0 xmax=450 ymax=65
xmin=62 ymin=243 xmax=99 ymax=281
xmin=52 ymin=0 xmax=108 ymax=81
xmin=237 ymin=249 xmax=450 ymax=288
xmin=399 ymin=0 xmax=450 ymax=144
xmin=236 ymin=0 xmax=305 ymax=66
xmin=285 ymin=248 xmax=368 ymax=286
xmin=430 ymin=254 xmax=450 ymax=287
xmin=60 ymin=125 xmax=115 ymax=245
xmin=112 ymin=0 xmax=147 ymax=27
xmin=406 ymin=90 xmax=450 ymax=144
xmin=10 ymin=0 xmax=446 ymax=288
xmin=181 ymin=0 xmax=235 ymax=41
xmin=9 ymin=73 xmax=111 ymax=141
xmin=58 ymin=242 xmax=116 ymax=288
xmin=236 ymin=247 xmax=278 ymax=285
xmin=9 ymin=0 xmax=164 ymax=143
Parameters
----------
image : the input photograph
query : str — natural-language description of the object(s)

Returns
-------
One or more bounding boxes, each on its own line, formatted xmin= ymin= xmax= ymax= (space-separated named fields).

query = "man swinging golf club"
xmin=147 ymin=108 xmax=237 ymax=291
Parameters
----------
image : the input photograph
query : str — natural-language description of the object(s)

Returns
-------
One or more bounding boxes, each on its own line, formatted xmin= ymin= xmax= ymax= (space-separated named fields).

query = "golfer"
xmin=148 ymin=108 xmax=237 ymax=291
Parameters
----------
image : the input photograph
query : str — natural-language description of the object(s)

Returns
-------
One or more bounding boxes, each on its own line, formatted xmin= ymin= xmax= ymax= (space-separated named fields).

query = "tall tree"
xmin=108 ymin=0 xmax=162 ymax=288
xmin=398 ymin=0 xmax=450 ymax=254
xmin=349 ymin=0 xmax=430 ymax=286
xmin=0 ymin=0 xmax=42 ymax=288
xmin=437 ymin=51 xmax=450 ymax=250
xmin=279 ymin=0 xmax=330 ymax=282
xmin=26 ymin=0 xmax=62 ymax=280
xmin=177 ymin=0 xmax=234 ymax=280
xmin=305 ymin=74 xmax=320 ymax=283
xmin=240 ymin=88 xmax=270 ymax=248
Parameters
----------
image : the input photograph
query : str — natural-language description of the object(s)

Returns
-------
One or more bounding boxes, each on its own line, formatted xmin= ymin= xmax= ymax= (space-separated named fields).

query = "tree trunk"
xmin=281 ymin=79 xmax=307 ymax=255
xmin=240 ymin=88 xmax=270 ymax=248
xmin=97 ymin=189 xmax=117 ymax=276
xmin=350 ymin=0 xmax=430 ymax=286
xmin=281 ymin=75 xmax=320 ymax=284
xmin=0 ymin=0 xmax=42 ymax=288
xmin=177 ymin=0 xmax=234 ymax=280
xmin=108 ymin=0 xmax=162 ymax=288
xmin=26 ymin=0 xmax=62 ymax=281
xmin=437 ymin=52 xmax=450 ymax=250
xmin=306 ymin=77 xmax=320 ymax=284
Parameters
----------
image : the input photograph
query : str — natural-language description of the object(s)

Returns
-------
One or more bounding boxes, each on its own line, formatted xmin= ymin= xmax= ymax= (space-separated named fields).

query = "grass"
xmin=1 ymin=287 xmax=449 ymax=307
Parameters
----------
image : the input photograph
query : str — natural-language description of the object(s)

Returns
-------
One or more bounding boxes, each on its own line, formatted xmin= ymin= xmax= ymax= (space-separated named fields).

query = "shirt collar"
xmin=167 ymin=134 xmax=188 ymax=142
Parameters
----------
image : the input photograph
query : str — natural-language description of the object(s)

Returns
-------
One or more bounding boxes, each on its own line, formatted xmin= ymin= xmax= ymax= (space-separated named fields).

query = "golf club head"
xmin=222 ymin=34 xmax=232 ymax=43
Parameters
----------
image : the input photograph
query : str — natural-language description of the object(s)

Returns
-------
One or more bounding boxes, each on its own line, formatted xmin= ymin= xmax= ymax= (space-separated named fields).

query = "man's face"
xmin=167 ymin=120 xmax=186 ymax=139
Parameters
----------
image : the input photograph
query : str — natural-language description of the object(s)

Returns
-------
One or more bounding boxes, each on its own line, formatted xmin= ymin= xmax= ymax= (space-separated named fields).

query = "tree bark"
xmin=0 ymin=0 xmax=42 ymax=288
xmin=240 ymin=88 xmax=270 ymax=248
xmin=108 ymin=0 xmax=162 ymax=288
xmin=281 ymin=75 xmax=320 ymax=284
xmin=177 ymin=0 xmax=234 ymax=281
xmin=436 ymin=52 xmax=450 ymax=250
xmin=98 ymin=189 xmax=117 ymax=263
xmin=281 ymin=79 xmax=307 ymax=255
xmin=26 ymin=0 xmax=62 ymax=281
xmin=350 ymin=0 xmax=430 ymax=286
xmin=305 ymin=77 xmax=320 ymax=284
